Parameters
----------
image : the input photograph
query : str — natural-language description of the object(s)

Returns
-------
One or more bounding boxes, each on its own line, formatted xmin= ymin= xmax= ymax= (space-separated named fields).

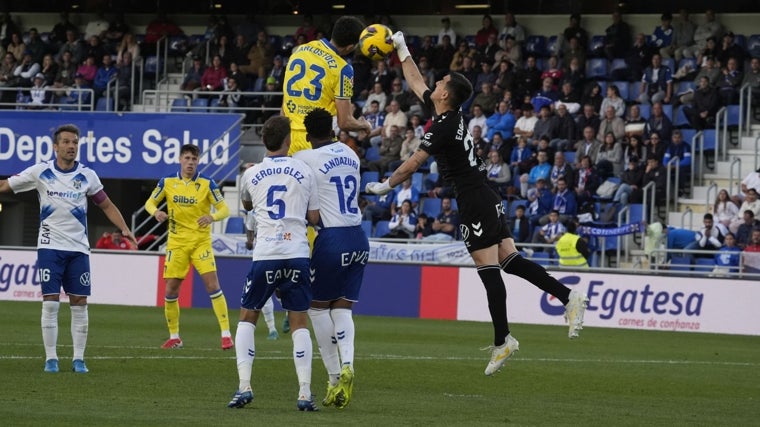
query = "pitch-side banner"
xmin=369 ymin=240 xmax=474 ymax=265
xmin=0 ymin=112 xmax=242 ymax=179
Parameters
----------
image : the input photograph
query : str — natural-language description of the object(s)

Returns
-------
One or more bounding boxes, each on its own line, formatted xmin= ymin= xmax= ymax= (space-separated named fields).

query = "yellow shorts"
xmin=287 ymin=130 xmax=311 ymax=155
xmin=163 ymin=242 xmax=217 ymax=279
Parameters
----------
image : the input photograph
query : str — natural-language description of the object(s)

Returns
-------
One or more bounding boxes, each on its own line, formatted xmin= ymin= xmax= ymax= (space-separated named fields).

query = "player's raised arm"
xmin=0 ymin=179 xmax=11 ymax=193
xmin=393 ymin=31 xmax=429 ymax=100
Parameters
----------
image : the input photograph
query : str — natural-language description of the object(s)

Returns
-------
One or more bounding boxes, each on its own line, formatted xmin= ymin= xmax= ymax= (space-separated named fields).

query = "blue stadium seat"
xmin=365 ymin=147 xmax=381 ymax=162
xmin=508 ymin=199 xmax=528 ymax=217
xmin=588 ymin=35 xmax=605 ymax=55
xmin=727 ymin=105 xmax=741 ymax=127
xmin=191 ymin=97 xmax=209 ymax=112
xmin=209 ymin=97 xmax=221 ymax=112
xmin=546 ymin=35 xmax=559 ymax=56
xmin=662 ymin=104 xmax=673 ymax=121
xmin=170 ymin=97 xmax=188 ymax=112
xmin=702 ymin=129 xmax=717 ymax=151
xmin=95 ymin=97 xmax=113 ymax=111
xmin=734 ymin=34 xmax=747 ymax=50
xmin=748 ymin=34 xmax=760 ymax=54
xmin=525 ymin=35 xmax=547 ymax=57
xmin=586 ymin=58 xmax=608 ymax=80
xmin=411 ymin=172 xmax=424 ymax=193
xmin=678 ymin=58 xmax=698 ymax=73
xmin=680 ymin=128 xmax=697 ymax=146
xmin=143 ymin=55 xmax=160 ymax=75
xmin=225 ymin=217 xmax=245 ymax=234
xmin=638 ymin=103 xmax=651 ymax=120
xmin=422 ymin=198 xmax=442 ymax=218
xmin=628 ymin=204 xmax=645 ymax=223
xmin=674 ymin=106 xmax=690 ymax=128
xmin=670 ymin=255 xmax=693 ymax=271
xmin=661 ymin=57 xmax=676 ymax=75
xmin=628 ymin=81 xmax=642 ymax=103
xmin=373 ymin=220 xmax=390 ymax=238
xmin=531 ymin=251 xmax=551 ymax=266
xmin=609 ymin=58 xmax=627 ymax=74
xmin=361 ymin=220 xmax=373 ymax=238
xmin=611 ymin=81 xmax=628 ymax=101
xmin=694 ymin=257 xmax=716 ymax=272
xmin=563 ymin=151 xmax=575 ymax=164
xmin=361 ymin=171 xmax=380 ymax=192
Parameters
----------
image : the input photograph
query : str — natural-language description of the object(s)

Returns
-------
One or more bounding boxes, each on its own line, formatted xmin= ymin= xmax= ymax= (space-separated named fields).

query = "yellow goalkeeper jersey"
xmin=282 ymin=38 xmax=355 ymax=154
xmin=145 ymin=172 xmax=229 ymax=246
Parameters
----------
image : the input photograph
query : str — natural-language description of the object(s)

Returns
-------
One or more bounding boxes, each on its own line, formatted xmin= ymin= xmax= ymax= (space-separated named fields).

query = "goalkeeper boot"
xmin=227 ymin=388 xmax=253 ymax=408
xmin=565 ymin=289 xmax=589 ymax=339
xmin=484 ymin=334 xmax=519 ymax=376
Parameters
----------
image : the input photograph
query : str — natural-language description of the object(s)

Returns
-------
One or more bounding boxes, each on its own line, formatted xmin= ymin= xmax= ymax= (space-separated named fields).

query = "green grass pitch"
xmin=0 ymin=301 xmax=758 ymax=426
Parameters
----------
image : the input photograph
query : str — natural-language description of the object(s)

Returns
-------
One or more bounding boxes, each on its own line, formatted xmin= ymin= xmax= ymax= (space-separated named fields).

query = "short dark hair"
xmin=261 ymin=115 xmax=291 ymax=151
xmin=331 ymin=16 xmax=364 ymax=48
xmin=54 ymin=124 xmax=80 ymax=142
xmin=180 ymin=144 xmax=200 ymax=157
xmin=445 ymin=72 xmax=473 ymax=109
xmin=704 ymin=213 xmax=714 ymax=220
xmin=304 ymin=108 xmax=333 ymax=141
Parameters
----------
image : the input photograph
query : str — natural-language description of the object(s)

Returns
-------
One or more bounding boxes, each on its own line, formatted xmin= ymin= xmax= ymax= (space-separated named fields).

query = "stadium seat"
xmin=675 ymin=80 xmax=695 ymax=96
xmin=670 ymin=255 xmax=693 ymax=271
xmin=609 ymin=58 xmax=627 ymax=74
xmin=662 ymin=104 xmax=673 ymax=121
xmin=586 ymin=58 xmax=608 ymax=80
xmin=748 ymin=34 xmax=760 ymax=55
xmin=694 ymin=257 xmax=715 ymax=273
xmin=546 ymin=35 xmax=559 ymax=57
xmin=531 ymin=251 xmax=551 ymax=266
xmin=702 ymin=129 xmax=717 ymax=151
xmin=361 ymin=220 xmax=373 ymax=238
xmin=563 ymin=151 xmax=575 ymax=164
xmin=661 ymin=57 xmax=676 ymax=75
xmin=727 ymin=104 xmax=741 ymax=127
xmin=209 ymin=97 xmax=221 ymax=112
xmin=224 ymin=217 xmax=245 ymax=234
xmin=680 ymin=128 xmax=697 ymax=146
xmin=588 ymin=35 xmax=605 ymax=55
xmin=628 ymin=81 xmax=642 ymax=103
xmin=95 ymin=97 xmax=113 ymax=111
xmin=611 ymin=81 xmax=628 ymax=101
xmin=411 ymin=172 xmax=424 ymax=193
xmin=191 ymin=97 xmax=209 ymax=112
xmin=734 ymin=34 xmax=747 ymax=50
xmin=628 ymin=203 xmax=645 ymax=224
xmin=143 ymin=55 xmax=160 ymax=75
xmin=365 ymin=147 xmax=381 ymax=162
xmin=373 ymin=220 xmax=390 ymax=238
xmin=170 ymin=97 xmax=188 ymax=112
xmin=674 ymin=106 xmax=690 ymax=128
xmin=677 ymin=58 xmax=697 ymax=73
xmin=422 ymin=198 xmax=442 ymax=218
xmin=638 ymin=103 xmax=651 ymax=120
xmin=508 ymin=199 xmax=528 ymax=217
xmin=525 ymin=35 xmax=547 ymax=57
xmin=361 ymin=171 xmax=380 ymax=192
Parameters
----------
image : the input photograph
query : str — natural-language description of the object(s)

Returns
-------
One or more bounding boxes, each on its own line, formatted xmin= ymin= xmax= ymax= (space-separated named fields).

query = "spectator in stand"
xmin=683 ymin=9 xmax=723 ymax=59
xmin=25 ymin=73 xmax=52 ymax=109
xmin=649 ymin=13 xmax=674 ymax=58
xmin=362 ymin=176 xmax=394 ymax=224
xmin=13 ymin=51 xmax=41 ymax=87
xmin=613 ymin=156 xmax=644 ymax=207
xmin=639 ymin=53 xmax=673 ymax=105
xmin=84 ymin=10 xmax=109 ymax=40
xmin=716 ymin=57 xmax=742 ymax=106
xmin=198 ymin=55 xmax=227 ymax=96
xmin=509 ymin=204 xmax=531 ymax=246
xmin=217 ymin=75 xmax=245 ymax=114
xmin=499 ymin=11 xmax=526 ymax=47
xmin=624 ymin=134 xmax=646 ymax=166
xmin=414 ymin=213 xmax=433 ymax=239
xmin=96 ymin=230 xmax=135 ymax=250
xmin=60 ymin=73 xmax=91 ymax=107
xmin=520 ymin=150 xmax=551 ymax=196
xmin=487 ymin=132 xmax=512 ymax=164
xmin=597 ymin=106 xmax=625 ymax=143
xmin=509 ymin=136 xmax=532 ymax=178
xmin=92 ymin=54 xmax=118 ymax=100
xmin=624 ymin=105 xmax=646 ymax=138
xmin=104 ymin=13 xmax=131 ymax=52
xmin=684 ymin=213 xmax=725 ymax=256
xmin=663 ymin=130 xmax=692 ymax=192
xmin=409 ymin=114 xmax=425 ymax=139
xmin=696 ymin=36 xmax=720 ymax=68
xmin=85 ymin=36 xmax=108 ymax=67
xmin=0 ymin=52 xmax=17 ymax=88
xmin=596 ymin=132 xmax=624 ymax=177
xmin=474 ymin=59 xmax=496 ymax=92
xmin=423 ymin=197 xmax=460 ymax=242
xmin=645 ymin=132 xmax=667 ymax=164
xmin=49 ymin=11 xmax=78 ymax=51
xmin=227 ymin=62 xmax=249 ymax=92
xmin=514 ymin=56 xmax=541 ymax=102
xmin=574 ymin=126 xmax=601 ymax=168
xmin=666 ymin=9 xmax=696 ymax=61
xmin=603 ymin=9 xmax=632 ymax=60
xmin=532 ymin=209 xmax=566 ymax=251
xmin=432 ymin=35 xmax=456 ymax=81
xmin=600 ymin=84 xmax=625 ymax=118
xmin=555 ymin=81 xmax=581 ymax=115
xmin=181 ymin=56 xmax=205 ymax=92
xmin=561 ymin=14 xmax=589 ymax=54
xmin=364 ymin=100 xmax=385 ymax=148
xmin=240 ymin=30 xmax=273 ymax=79
xmin=737 ymin=169 xmax=760 ymax=204
xmin=642 ymin=156 xmax=667 ymax=207
xmin=363 ymin=82 xmax=388 ymax=114
xmin=52 ymin=50 xmax=76 ymax=98
xmin=415 ymin=35 xmax=436 ymax=65
xmin=370 ymin=60 xmax=395 ymax=95
xmin=500 ymin=36 xmax=522 ymax=70
xmin=6 ymin=32 xmax=25 ymax=64
xmin=581 ymin=82 xmax=603 ymax=114
xmin=475 ymin=14 xmax=498 ymax=50
xmin=533 ymin=104 xmax=558 ymax=142
xmin=716 ymin=32 xmax=746 ymax=71
xmin=712 ymin=232 xmax=741 ymax=276
xmin=551 ymin=103 xmax=576 ymax=151
xmin=26 ymin=28 xmax=46 ymax=65
xmin=540 ymin=56 xmax=563 ymax=89
xmin=437 ymin=17 xmax=457 ymax=46
xmin=513 ymin=102 xmax=537 ymax=145
xmin=683 ymin=75 xmax=720 ymax=130
xmin=390 ymin=178 xmax=420 ymax=216
xmin=486 ymin=150 xmax=511 ymax=197
xmin=531 ymin=77 xmax=559 ymax=112
xmin=546 ymin=177 xmax=578 ymax=226
xmin=116 ymin=33 xmax=141 ymax=65
xmin=572 ymin=155 xmax=599 ymax=208
xmin=209 ymin=34 xmax=231 ymax=68
xmin=389 ymin=128 xmax=421 ymax=172
xmin=614 ymin=32 xmax=651 ymax=82
xmin=734 ymin=210 xmax=759 ymax=248
xmin=113 ymin=51 xmax=134 ymax=110
xmin=549 ymin=151 xmax=576 ymax=190
xmin=676 ymin=55 xmax=720 ymax=107
xmin=449 ymin=40 xmax=472 ymax=73
xmin=384 ymin=200 xmax=417 ymax=239
xmin=294 ymin=15 xmax=318 ymax=42
xmin=468 ymin=103 xmax=488 ymax=136
xmin=469 ymin=82 xmax=497 ymax=117
xmin=368 ymin=124 xmax=403 ymax=177
xmin=493 ymin=60 xmax=515 ymax=95
xmin=485 ymin=100 xmax=515 ymax=141
xmin=144 ymin=11 xmax=184 ymax=46
xmin=231 ymin=34 xmax=250 ymax=69
xmin=562 ymin=37 xmax=586 ymax=75
xmin=742 ymin=57 xmax=760 ymax=103
xmin=75 ymin=55 xmax=97 ymax=86
xmin=575 ymin=106 xmax=601 ymax=144
xmin=39 ymin=54 xmax=58 ymax=86
xmin=644 ymin=102 xmax=673 ymax=143
xmin=712 ymin=189 xmax=739 ymax=229
xmin=730 ymin=189 xmax=760 ymax=234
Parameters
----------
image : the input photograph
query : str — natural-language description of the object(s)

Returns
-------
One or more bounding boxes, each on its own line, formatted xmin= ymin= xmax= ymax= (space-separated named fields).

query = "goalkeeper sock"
xmin=500 ymin=252 xmax=570 ymax=305
xmin=235 ymin=321 xmax=255 ymax=391
xmin=308 ymin=308 xmax=341 ymax=385
xmin=331 ymin=308 xmax=355 ymax=368
xmin=164 ymin=295 xmax=180 ymax=338
xmin=292 ymin=327 xmax=313 ymax=398
xmin=477 ymin=265 xmax=509 ymax=346
xmin=209 ymin=289 xmax=231 ymax=337
xmin=41 ymin=301 xmax=59 ymax=360
xmin=70 ymin=304 xmax=88 ymax=361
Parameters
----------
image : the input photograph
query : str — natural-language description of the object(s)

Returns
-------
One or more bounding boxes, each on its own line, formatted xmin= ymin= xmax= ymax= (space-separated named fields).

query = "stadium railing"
xmin=0 ymin=86 xmax=95 ymax=111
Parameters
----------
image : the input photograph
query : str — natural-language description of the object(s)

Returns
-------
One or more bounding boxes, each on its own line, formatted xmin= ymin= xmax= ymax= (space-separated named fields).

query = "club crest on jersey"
xmin=195 ymin=183 xmax=201 ymax=191
xmin=286 ymin=99 xmax=297 ymax=113
xmin=72 ymin=178 xmax=82 ymax=190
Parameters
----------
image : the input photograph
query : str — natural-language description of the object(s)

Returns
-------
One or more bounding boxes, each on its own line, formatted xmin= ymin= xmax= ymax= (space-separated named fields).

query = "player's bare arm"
xmin=0 ymin=179 xmax=11 ymax=193
xmin=336 ymin=98 xmax=371 ymax=134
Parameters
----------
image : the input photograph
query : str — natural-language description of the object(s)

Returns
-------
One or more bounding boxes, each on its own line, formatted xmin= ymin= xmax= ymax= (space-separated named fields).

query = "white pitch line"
xmin=0 ymin=353 xmax=756 ymax=367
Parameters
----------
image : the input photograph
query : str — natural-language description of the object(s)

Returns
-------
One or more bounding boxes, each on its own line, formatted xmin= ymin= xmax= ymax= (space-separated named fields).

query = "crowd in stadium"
xmin=2 ymin=7 xmax=760 ymax=270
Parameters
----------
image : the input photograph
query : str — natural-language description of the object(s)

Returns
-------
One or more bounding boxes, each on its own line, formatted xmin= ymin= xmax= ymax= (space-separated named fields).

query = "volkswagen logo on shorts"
xmin=459 ymin=224 xmax=469 ymax=241
xmin=80 ymin=272 xmax=91 ymax=287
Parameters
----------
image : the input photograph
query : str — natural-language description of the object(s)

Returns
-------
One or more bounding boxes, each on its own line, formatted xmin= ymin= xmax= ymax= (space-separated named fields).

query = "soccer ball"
xmin=359 ymin=24 xmax=394 ymax=61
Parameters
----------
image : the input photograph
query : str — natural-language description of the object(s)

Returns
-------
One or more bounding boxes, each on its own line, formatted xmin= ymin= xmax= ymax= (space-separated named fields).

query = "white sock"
xmin=292 ymin=327 xmax=312 ymax=398
xmin=308 ymin=308 xmax=341 ymax=385
xmin=41 ymin=301 xmax=60 ymax=360
xmin=70 ymin=304 xmax=88 ymax=361
xmin=235 ymin=322 xmax=255 ymax=391
xmin=262 ymin=297 xmax=276 ymax=333
xmin=331 ymin=308 xmax=355 ymax=368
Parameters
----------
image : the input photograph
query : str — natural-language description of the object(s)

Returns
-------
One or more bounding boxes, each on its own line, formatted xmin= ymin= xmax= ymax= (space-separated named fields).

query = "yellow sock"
xmin=164 ymin=297 xmax=180 ymax=336
xmin=210 ymin=290 xmax=230 ymax=333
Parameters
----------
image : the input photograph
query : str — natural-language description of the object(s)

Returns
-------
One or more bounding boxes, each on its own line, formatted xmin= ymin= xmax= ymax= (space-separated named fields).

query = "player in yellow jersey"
xmin=144 ymin=144 xmax=234 ymax=350
xmin=282 ymin=15 xmax=371 ymax=155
